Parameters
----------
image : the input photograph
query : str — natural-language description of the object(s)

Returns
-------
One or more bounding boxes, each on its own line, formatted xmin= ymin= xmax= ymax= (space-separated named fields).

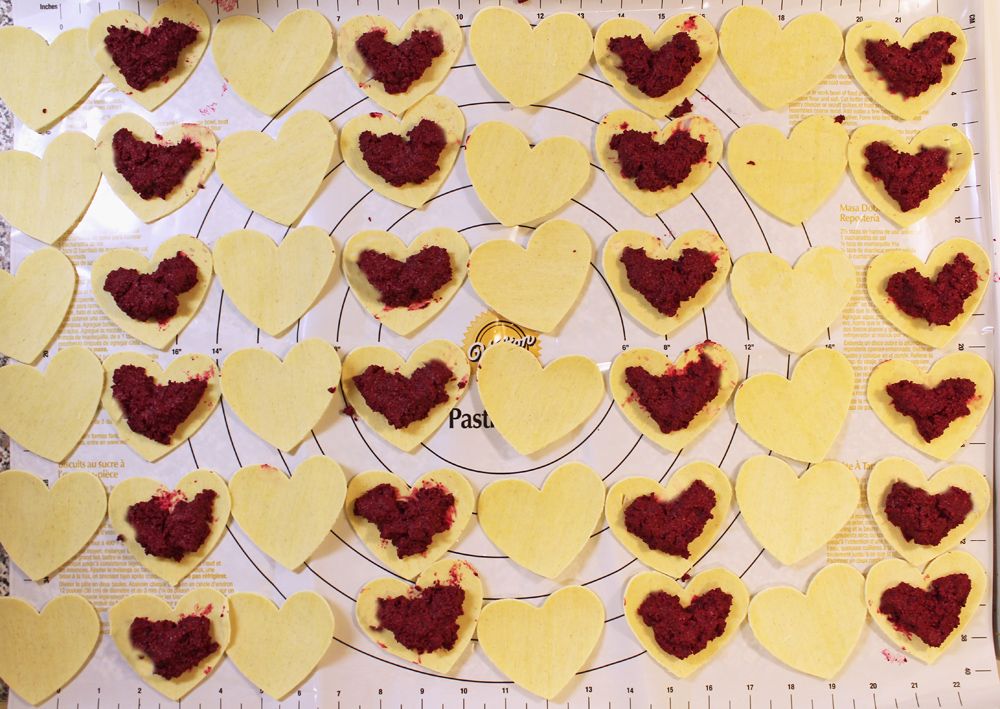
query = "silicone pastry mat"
xmin=4 ymin=0 xmax=999 ymax=707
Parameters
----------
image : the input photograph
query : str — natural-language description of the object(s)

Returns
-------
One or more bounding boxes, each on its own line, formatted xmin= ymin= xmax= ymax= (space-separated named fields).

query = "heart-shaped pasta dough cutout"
xmin=866 ymin=352 xmax=993 ymax=461
xmin=221 ymin=338 xmax=341 ymax=451
xmin=214 ymin=226 xmax=335 ymax=336
xmin=736 ymin=456 xmax=858 ymax=565
xmin=0 ymin=247 xmax=76 ymax=363
xmin=108 ymin=469 xmax=230 ymax=585
xmin=478 ymin=462 xmax=605 ymax=579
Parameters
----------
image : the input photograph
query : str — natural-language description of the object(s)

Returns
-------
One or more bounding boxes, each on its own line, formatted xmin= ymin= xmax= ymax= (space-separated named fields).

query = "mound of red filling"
xmin=129 ymin=614 xmax=218 ymax=679
xmin=358 ymin=245 xmax=453 ymax=308
xmin=360 ymin=119 xmax=447 ymax=187
xmin=355 ymin=28 xmax=444 ymax=95
xmin=863 ymin=141 xmax=949 ymax=213
xmin=886 ymin=377 xmax=976 ymax=443
xmin=112 ymin=128 xmax=201 ymax=200
xmin=352 ymin=359 xmax=453 ymax=429
xmin=637 ymin=588 xmax=732 ymax=659
xmin=104 ymin=18 xmax=199 ymax=91
xmin=111 ymin=364 xmax=208 ymax=444
xmin=354 ymin=482 xmax=455 ymax=557
xmin=625 ymin=353 xmax=721 ymax=435
xmin=884 ymin=481 xmax=973 ymax=546
xmin=624 ymin=479 xmax=716 ymax=556
xmin=376 ymin=583 xmax=465 ymax=653
xmin=620 ymin=246 xmax=717 ymax=317
xmin=865 ymin=32 xmax=957 ymax=98
xmin=607 ymin=30 xmax=701 ymax=98
xmin=103 ymin=251 xmax=199 ymax=322
xmin=126 ymin=488 xmax=217 ymax=561
xmin=885 ymin=253 xmax=979 ymax=327
xmin=878 ymin=572 xmax=971 ymax=647
xmin=609 ymin=129 xmax=707 ymax=192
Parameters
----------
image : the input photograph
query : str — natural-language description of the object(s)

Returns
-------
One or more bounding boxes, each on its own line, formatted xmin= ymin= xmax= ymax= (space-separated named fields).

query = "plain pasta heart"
xmin=0 ymin=247 xmax=76 ymax=363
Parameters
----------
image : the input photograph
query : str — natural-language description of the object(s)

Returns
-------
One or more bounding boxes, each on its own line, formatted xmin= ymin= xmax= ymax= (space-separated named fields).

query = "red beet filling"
xmin=352 ymin=359 xmax=453 ymax=429
xmin=885 ymin=252 xmax=979 ymax=327
xmin=863 ymin=141 xmax=949 ymax=213
xmin=355 ymin=28 xmax=444 ymax=95
xmin=353 ymin=482 xmax=455 ymax=557
xmin=359 ymin=119 xmax=447 ymax=187
xmin=620 ymin=246 xmax=717 ymax=317
xmin=637 ymin=588 xmax=732 ymax=659
xmin=669 ymin=98 xmax=694 ymax=119
xmin=375 ymin=583 xmax=465 ymax=653
xmin=607 ymin=31 xmax=701 ymax=98
xmin=104 ymin=18 xmax=199 ymax=91
xmin=625 ymin=354 xmax=722 ymax=435
xmin=879 ymin=573 xmax=971 ymax=647
xmin=609 ymin=129 xmax=707 ymax=192
xmin=884 ymin=481 xmax=973 ymax=546
xmin=624 ymin=479 xmax=716 ymax=556
xmin=864 ymin=32 xmax=957 ymax=98
xmin=103 ymin=251 xmax=199 ymax=322
xmin=129 ymin=614 xmax=218 ymax=679
xmin=126 ymin=488 xmax=217 ymax=561
xmin=111 ymin=364 xmax=208 ymax=445
xmin=357 ymin=245 xmax=453 ymax=308
xmin=112 ymin=128 xmax=201 ymax=200
xmin=886 ymin=377 xmax=976 ymax=443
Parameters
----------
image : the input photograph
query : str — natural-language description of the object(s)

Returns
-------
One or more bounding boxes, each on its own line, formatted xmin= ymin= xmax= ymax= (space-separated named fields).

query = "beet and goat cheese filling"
xmin=625 ymin=353 xmax=722 ymax=434
xmin=885 ymin=252 xmax=979 ymax=326
xmin=863 ymin=141 xmax=949 ymax=213
xmin=352 ymin=359 xmax=453 ymax=429
xmin=609 ymin=128 xmax=708 ymax=192
xmin=607 ymin=30 xmax=701 ymax=98
xmin=359 ymin=119 xmax=447 ymax=187
xmin=112 ymin=128 xmax=201 ymax=200
xmin=103 ymin=251 xmax=199 ymax=322
xmin=357 ymin=245 xmax=453 ymax=308
xmin=375 ymin=583 xmax=465 ymax=653
xmin=620 ymin=246 xmax=717 ymax=317
xmin=126 ymin=488 xmax=217 ymax=561
xmin=864 ymin=32 xmax=958 ymax=99
xmin=878 ymin=572 xmax=971 ymax=647
xmin=104 ymin=18 xmax=199 ymax=91
xmin=884 ymin=481 xmax=973 ymax=546
xmin=129 ymin=614 xmax=218 ymax=679
xmin=353 ymin=482 xmax=456 ymax=557
xmin=886 ymin=377 xmax=977 ymax=443
xmin=355 ymin=27 xmax=444 ymax=95
xmin=637 ymin=588 xmax=733 ymax=659
xmin=111 ymin=364 xmax=208 ymax=444
xmin=623 ymin=479 xmax=716 ymax=557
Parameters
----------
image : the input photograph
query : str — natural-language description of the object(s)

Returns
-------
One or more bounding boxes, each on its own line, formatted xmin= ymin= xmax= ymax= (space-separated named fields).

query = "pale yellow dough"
xmin=0 ymin=247 xmax=76 ymax=363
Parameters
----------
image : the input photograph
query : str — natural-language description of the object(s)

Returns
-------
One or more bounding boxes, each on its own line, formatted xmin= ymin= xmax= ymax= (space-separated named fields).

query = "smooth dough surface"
xmin=0 ymin=246 xmax=76 ymax=363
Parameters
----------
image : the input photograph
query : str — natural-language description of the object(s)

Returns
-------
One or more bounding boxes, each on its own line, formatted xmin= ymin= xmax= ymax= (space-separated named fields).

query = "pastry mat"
xmin=3 ymin=0 xmax=999 ymax=707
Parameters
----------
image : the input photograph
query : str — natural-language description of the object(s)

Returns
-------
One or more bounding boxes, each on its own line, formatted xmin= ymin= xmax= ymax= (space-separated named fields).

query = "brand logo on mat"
xmin=462 ymin=311 xmax=541 ymax=371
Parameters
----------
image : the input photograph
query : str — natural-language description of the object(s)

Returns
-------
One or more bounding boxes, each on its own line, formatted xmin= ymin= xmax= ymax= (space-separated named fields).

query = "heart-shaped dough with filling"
xmin=342 ymin=339 xmax=469 ymax=451
xmin=228 ymin=591 xmax=334 ymax=699
xmin=214 ymin=226 xmax=335 ymax=336
xmin=468 ymin=219 xmax=592 ymax=333
xmin=108 ymin=469 xmax=230 ymax=585
xmin=0 ymin=132 xmax=101 ymax=244
xmin=342 ymin=227 xmax=468 ymax=336
xmin=478 ymin=462 xmax=604 ymax=578
xmin=624 ymin=568 xmax=748 ymax=677
xmin=478 ymin=343 xmax=604 ymax=455
xmin=0 ymin=27 xmax=102 ymax=131
xmin=339 ymin=9 xmax=463 ymax=115
xmin=102 ymin=352 xmax=220 ymax=462
xmin=356 ymin=558 xmax=482 ymax=673
xmin=477 ymin=586 xmax=604 ymax=699
xmin=596 ymin=111 xmax=722 ymax=216
xmin=466 ymin=121 xmax=590 ymax=227
xmin=110 ymin=588 xmax=229 ymax=700
xmin=594 ymin=15 xmax=718 ymax=118
xmin=719 ymin=7 xmax=843 ymax=109
xmin=866 ymin=238 xmax=990 ymax=349
xmin=603 ymin=229 xmax=730 ymax=335
xmin=340 ymin=95 xmax=463 ymax=209
xmin=847 ymin=124 xmax=972 ymax=228
xmin=845 ymin=18 xmax=967 ymax=120
xmin=221 ymin=338 xmax=341 ymax=451
xmin=728 ymin=116 xmax=848 ymax=224
xmin=345 ymin=468 xmax=474 ymax=579
xmin=606 ymin=463 xmax=732 ymax=577
xmin=218 ymin=110 xmax=338 ymax=226
xmin=610 ymin=342 xmax=738 ymax=452
xmin=866 ymin=352 xmax=993 ymax=461
xmin=0 ymin=346 xmax=103 ymax=462
xmin=731 ymin=246 xmax=855 ymax=353
xmin=0 ymin=470 xmax=106 ymax=581
xmin=88 ymin=0 xmax=209 ymax=111
xmin=213 ymin=9 xmax=335 ymax=116
xmin=95 ymin=113 xmax=217 ymax=224
xmin=230 ymin=456 xmax=346 ymax=570
xmin=0 ymin=595 xmax=100 ymax=705
xmin=866 ymin=551 xmax=986 ymax=664
xmin=0 ymin=247 xmax=76 ymax=363
xmin=91 ymin=234 xmax=213 ymax=349
xmin=470 ymin=8 xmax=592 ymax=107
xmin=735 ymin=348 xmax=854 ymax=463
xmin=736 ymin=456 xmax=858 ymax=565
xmin=749 ymin=564 xmax=866 ymax=679
xmin=867 ymin=456 xmax=990 ymax=567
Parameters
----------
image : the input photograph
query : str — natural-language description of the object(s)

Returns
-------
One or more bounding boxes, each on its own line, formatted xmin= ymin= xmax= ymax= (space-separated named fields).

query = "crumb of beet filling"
xmin=865 ymin=32 xmax=957 ymax=98
xmin=884 ymin=481 xmax=973 ymax=546
xmin=111 ymin=364 xmax=208 ymax=444
xmin=104 ymin=18 xmax=199 ymax=91
xmin=669 ymin=98 xmax=694 ymax=119
xmin=129 ymin=614 xmax=218 ymax=679
xmin=375 ymin=583 xmax=465 ymax=653
xmin=879 ymin=573 xmax=971 ymax=647
xmin=352 ymin=359 xmax=453 ymax=429
xmin=620 ymin=246 xmax=717 ymax=317
xmin=607 ymin=33 xmax=701 ymax=98
xmin=834 ymin=114 xmax=846 ymax=123
xmin=355 ymin=27 xmax=444 ymax=95
xmin=624 ymin=479 xmax=716 ymax=556
xmin=885 ymin=252 xmax=979 ymax=326
xmin=359 ymin=119 xmax=447 ymax=187
xmin=637 ymin=588 xmax=733 ymax=659
xmin=863 ymin=141 xmax=949 ymax=213
xmin=112 ymin=128 xmax=201 ymax=201
xmin=609 ymin=129 xmax=707 ymax=192
xmin=625 ymin=353 xmax=722 ymax=434
xmin=126 ymin=488 xmax=217 ymax=561
xmin=353 ymin=482 xmax=455 ymax=557
xmin=886 ymin=377 xmax=976 ymax=443
xmin=103 ymin=251 xmax=199 ymax=322
xmin=357 ymin=245 xmax=453 ymax=308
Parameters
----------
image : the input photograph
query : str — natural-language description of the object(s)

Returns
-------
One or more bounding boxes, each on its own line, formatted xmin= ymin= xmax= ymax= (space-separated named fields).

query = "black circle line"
xmin=571 ymin=197 xmax=617 ymax=232
xmin=335 ymin=286 xmax=352 ymax=342
xmin=713 ymin=162 xmax=771 ymax=254
xmin=385 ymin=184 xmax=476 ymax=231
xmin=329 ymin=188 xmax=375 ymax=236
xmin=655 ymin=213 xmax=676 ymax=240
xmin=483 ymin=558 xmax=638 ymax=602
xmin=740 ymin=547 xmax=767 ymax=579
